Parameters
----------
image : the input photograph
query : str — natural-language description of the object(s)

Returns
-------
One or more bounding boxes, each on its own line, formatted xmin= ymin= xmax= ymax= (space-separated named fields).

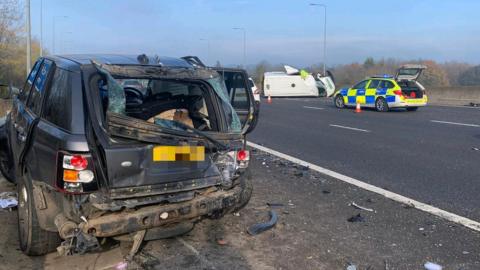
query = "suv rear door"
xmin=213 ymin=68 xmax=258 ymax=134
xmin=10 ymin=59 xmax=53 ymax=168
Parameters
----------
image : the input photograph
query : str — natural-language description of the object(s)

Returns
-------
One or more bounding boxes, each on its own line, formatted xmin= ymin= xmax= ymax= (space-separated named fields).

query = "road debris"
xmin=266 ymin=202 xmax=284 ymax=208
xmin=346 ymin=264 xmax=357 ymax=270
xmin=424 ymin=262 xmax=442 ymax=270
xmin=247 ymin=210 xmax=278 ymax=236
xmin=350 ymin=202 xmax=374 ymax=212
xmin=125 ymin=230 xmax=147 ymax=261
xmin=322 ymin=190 xmax=331 ymax=194
xmin=233 ymin=212 xmax=240 ymax=217
xmin=294 ymin=171 xmax=305 ymax=177
xmin=114 ymin=261 xmax=129 ymax=270
xmin=472 ymin=147 xmax=479 ymax=151
xmin=403 ymin=203 xmax=415 ymax=209
xmin=0 ymin=192 xmax=17 ymax=209
xmin=216 ymin=239 xmax=228 ymax=246
xmin=347 ymin=213 xmax=365 ymax=223
xmin=57 ymin=228 xmax=101 ymax=256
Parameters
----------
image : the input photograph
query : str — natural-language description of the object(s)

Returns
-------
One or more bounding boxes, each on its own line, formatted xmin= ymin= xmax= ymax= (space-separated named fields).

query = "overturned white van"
xmin=263 ymin=65 xmax=335 ymax=97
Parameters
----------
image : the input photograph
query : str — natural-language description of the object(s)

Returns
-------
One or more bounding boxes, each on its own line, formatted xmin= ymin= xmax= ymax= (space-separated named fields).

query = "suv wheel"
xmin=17 ymin=172 xmax=61 ymax=255
xmin=375 ymin=97 xmax=389 ymax=112
xmin=334 ymin=95 xmax=345 ymax=108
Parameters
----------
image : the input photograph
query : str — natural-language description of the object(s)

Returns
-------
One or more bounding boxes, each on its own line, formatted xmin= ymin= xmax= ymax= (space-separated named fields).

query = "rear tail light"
xmin=57 ymin=152 xmax=97 ymax=193
xmin=63 ymin=155 xmax=88 ymax=170
xmin=237 ymin=150 xmax=250 ymax=161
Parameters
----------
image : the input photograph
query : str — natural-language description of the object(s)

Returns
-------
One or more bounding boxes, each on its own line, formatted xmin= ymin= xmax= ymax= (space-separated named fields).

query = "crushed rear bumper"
xmin=79 ymin=185 xmax=243 ymax=237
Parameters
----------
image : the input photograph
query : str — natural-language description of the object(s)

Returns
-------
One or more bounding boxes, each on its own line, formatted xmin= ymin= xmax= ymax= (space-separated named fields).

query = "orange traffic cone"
xmin=267 ymin=95 xmax=272 ymax=104
xmin=355 ymin=103 xmax=362 ymax=113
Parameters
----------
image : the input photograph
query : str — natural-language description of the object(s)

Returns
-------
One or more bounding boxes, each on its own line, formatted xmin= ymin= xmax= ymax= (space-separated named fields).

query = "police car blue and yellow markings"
xmin=337 ymin=84 xmax=397 ymax=105
xmin=343 ymin=78 xmax=429 ymax=104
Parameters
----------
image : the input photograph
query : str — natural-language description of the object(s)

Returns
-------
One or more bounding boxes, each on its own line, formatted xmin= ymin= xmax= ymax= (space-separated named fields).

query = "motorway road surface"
xmin=250 ymin=98 xmax=480 ymax=221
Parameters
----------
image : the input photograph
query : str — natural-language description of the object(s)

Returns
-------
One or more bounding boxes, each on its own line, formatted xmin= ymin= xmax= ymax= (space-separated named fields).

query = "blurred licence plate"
xmin=153 ymin=146 xmax=205 ymax=162
xmin=406 ymin=99 xmax=425 ymax=104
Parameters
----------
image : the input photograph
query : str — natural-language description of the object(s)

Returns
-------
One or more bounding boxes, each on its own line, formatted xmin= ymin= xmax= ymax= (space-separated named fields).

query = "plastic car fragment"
xmin=247 ymin=210 xmax=278 ymax=235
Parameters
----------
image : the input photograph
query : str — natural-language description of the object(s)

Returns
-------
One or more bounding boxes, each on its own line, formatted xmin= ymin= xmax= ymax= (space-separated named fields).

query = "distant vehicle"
xmin=0 ymin=54 xmax=258 ymax=256
xmin=248 ymin=78 xmax=260 ymax=103
xmin=333 ymin=64 xmax=427 ymax=112
xmin=263 ymin=65 xmax=335 ymax=97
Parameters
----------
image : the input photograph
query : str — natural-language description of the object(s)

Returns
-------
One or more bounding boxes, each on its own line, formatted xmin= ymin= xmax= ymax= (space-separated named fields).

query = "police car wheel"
xmin=334 ymin=95 xmax=345 ymax=108
xmin=406 ymin=107 xmax=418 ymax=111
xmin=375 ymin=97 xmax=389 ymax=112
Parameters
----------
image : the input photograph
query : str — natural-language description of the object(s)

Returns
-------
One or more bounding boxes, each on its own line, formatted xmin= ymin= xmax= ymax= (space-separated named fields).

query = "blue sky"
xmin=28 ymin=0 xmax=480 ymax=67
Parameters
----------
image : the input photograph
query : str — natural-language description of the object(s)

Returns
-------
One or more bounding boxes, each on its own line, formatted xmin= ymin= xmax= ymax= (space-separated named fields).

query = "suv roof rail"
xmin=181 ymin=56 xmax=206 ymax=68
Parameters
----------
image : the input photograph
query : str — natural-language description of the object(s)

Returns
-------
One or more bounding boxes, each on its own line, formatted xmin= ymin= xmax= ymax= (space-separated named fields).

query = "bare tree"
xmin=0 ymin=0 xmax=41 ymax=86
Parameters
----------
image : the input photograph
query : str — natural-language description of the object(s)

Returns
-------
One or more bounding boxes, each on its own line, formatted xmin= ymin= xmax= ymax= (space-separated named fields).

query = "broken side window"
xmin=207 ymin=76 xmax=241 ymax=132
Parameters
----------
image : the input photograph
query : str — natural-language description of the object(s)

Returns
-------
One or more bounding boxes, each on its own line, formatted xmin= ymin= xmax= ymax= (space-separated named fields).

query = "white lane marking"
xmin=247 ymin=141 xmax=480 ymax=233
xmin=430 ymin=120 xmax=480 ymax=127
xmin=329 ymin=124 xmax=370 ymax=133
xmin=177 ymin=238 xmax=217 ymax=269
xmin=303 ymin=106 xmax=325 ymax=110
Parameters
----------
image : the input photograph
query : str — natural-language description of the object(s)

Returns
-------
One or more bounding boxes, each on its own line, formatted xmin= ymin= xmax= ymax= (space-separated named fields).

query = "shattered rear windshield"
xmin=95 ymin=64 xmax=241 ymax=133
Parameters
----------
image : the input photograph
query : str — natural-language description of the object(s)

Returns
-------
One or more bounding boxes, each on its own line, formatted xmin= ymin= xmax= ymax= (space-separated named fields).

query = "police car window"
xmin=368 ymin=80 xmax=381 ymax=88
xmin=353 ymin=80 xmax=368 ymax=89
xmin=379 ymin=80 xmax=395 ymax=89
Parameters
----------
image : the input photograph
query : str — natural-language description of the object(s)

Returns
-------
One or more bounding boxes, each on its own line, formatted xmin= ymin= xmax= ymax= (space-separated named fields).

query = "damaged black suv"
xmin=0 ymin=54 xmax=258 ymax=255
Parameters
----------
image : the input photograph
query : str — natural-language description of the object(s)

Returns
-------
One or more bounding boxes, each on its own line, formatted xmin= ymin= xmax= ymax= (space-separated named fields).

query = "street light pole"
xmin=233 ymin=27 xmax=246 ymax=68
xmin=310 ymin=3 xmax=327 ymax=76
xmin=25 ymin=0 xmax=31 ymax=74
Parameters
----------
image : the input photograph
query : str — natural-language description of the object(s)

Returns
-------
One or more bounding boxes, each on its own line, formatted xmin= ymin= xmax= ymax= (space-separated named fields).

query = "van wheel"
xmin=17 ymin=172 xmax=61 ymax=255
xmin=375 ymin=97 xmax=389 ymax=112
xmin=334 ymin=95 xmax=345 ymax=108
xmin=406 ymin=107 xmax=418 ymax=111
